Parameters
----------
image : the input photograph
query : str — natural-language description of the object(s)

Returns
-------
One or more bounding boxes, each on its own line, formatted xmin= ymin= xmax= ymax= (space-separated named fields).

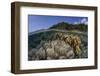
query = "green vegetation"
xmin=49 ymin=22 xmax=87 ymax=32
xmin=28 ymin=31 xmax=56 ymax=50
xmin=28 ymin=22 xmax=88 ymax=59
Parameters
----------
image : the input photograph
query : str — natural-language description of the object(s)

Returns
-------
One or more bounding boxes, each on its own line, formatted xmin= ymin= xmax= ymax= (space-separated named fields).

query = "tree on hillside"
xmin=49 ymin=22 xmax=87 ymax=32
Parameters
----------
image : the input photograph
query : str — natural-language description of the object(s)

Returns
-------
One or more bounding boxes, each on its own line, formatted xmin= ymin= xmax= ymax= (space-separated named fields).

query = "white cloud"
xmin=84 ymin=21 xmax=88 ymax=25
xmin=74 ymin=18 xmax=88 ymax=25
xmin=74 ymin=22 xmax=79 ymax=24
xmin=80 ymin=18 xmax=88 ymax=25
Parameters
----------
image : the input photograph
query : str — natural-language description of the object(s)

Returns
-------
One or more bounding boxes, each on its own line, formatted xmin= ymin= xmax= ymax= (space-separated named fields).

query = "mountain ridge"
xmin=29 ymin=22 xmax=87 ymax=36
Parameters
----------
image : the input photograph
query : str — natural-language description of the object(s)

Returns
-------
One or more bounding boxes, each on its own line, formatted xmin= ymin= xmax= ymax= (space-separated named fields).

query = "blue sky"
xmin=28 ymin=15 xmax=88 ymax=32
